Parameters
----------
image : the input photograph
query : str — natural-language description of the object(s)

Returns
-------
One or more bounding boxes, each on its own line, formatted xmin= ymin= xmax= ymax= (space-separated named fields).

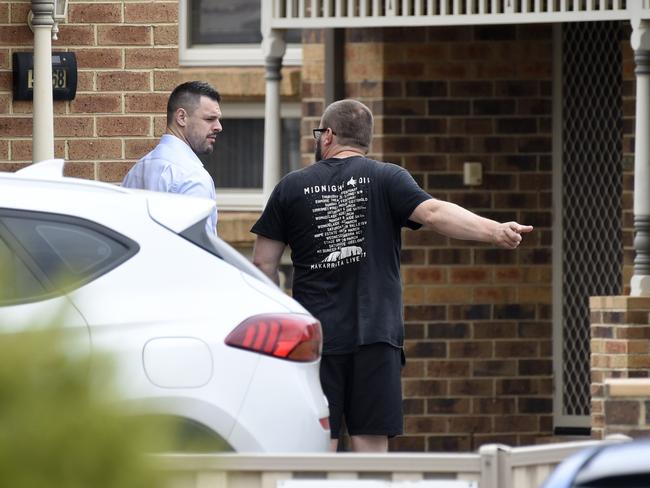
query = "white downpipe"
xmin=261 ymin=1 xmax=287 ymax=205
xmin=31 ymin=0 xmax=55 ymax=163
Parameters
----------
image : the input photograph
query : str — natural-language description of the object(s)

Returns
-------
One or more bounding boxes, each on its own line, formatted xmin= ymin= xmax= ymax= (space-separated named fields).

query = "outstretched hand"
xmin=493 ymin=222 xmax=534 ymax=249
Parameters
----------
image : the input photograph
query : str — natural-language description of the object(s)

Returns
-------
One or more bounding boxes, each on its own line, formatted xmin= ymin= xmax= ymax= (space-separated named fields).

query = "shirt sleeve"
xmin=383 ymin=163 xmax=432 ymax=229
xmin=251 ymin=181 xmax=289 ymax=244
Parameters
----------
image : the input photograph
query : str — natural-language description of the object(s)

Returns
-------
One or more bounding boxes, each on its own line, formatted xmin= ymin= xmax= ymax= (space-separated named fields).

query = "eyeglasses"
xmin=313 ymin=128 xmax=337 ymax=140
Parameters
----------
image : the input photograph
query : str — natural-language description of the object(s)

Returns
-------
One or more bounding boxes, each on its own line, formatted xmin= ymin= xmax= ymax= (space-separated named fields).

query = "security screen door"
xmin=553 ymin=21 xmax=623 ymax=430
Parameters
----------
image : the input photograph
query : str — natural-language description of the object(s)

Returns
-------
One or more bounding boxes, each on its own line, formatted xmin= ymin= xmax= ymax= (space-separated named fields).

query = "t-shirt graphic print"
xmin=306 ymin=175 xmax=370 ymax=270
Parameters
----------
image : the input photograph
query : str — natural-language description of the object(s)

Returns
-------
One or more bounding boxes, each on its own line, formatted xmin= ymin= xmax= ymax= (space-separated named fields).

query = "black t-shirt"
xmin=251 ymin=156 xmax=432 ymax=354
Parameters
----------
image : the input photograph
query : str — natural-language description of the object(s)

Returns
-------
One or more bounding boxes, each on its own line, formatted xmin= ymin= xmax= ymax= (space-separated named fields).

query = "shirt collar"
xmin=159 ymin=134 xmax=205 ymax=169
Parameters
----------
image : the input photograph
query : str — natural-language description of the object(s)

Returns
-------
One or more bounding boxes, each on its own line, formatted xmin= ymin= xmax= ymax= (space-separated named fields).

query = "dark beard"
xmin=314 ymin=137 xmax=323 ymax=162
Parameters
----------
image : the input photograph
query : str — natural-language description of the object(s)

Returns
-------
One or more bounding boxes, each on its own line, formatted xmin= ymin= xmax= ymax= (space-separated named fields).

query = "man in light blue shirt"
xmin=122 ymin=81 xmax=222 ymax=236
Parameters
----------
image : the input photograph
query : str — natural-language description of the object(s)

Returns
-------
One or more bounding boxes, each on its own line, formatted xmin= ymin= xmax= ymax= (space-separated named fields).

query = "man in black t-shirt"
xmin=251 ymin=99 xmax=533 ymax=452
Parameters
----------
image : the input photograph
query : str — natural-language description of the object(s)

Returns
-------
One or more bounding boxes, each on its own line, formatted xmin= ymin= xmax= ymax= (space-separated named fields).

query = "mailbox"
xmin=12 ymin=51 xmax=77 ymax=101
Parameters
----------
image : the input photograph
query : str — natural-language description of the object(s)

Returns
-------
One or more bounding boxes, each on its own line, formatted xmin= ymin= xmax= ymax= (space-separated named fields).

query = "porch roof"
xmin=267 ymin=0 xmax=649 ymax=29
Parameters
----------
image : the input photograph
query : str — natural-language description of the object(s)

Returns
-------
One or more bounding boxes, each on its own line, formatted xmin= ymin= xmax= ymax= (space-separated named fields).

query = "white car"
xmin=0 ymin=160 xmax=330 ymax=452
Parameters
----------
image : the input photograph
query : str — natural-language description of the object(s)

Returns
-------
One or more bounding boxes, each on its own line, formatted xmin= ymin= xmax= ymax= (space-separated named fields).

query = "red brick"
xmin=473 ymin=359 xmax=517 ymax=376
xmin=0 ymin=25 xmax=32 ymax=46
xmin=402 ymin=359 xmax=425 ymax=378
xmin=68 ymin=139 xmax=122 ymax=160
xmin=68 ymin=3 xmax=122 ymax=23
xmin=54 ymin=117 xmax=94 ymax=137
xmin=494 ymin=415 xmax=538 ymax=432
xmin=10 ymin=140 xmax=33 ymax=161
xmin=473 ymin=397 xmax=516 ymax=415
xmin=98 ymin=161 xmax=134 ymax=182
xmin=76 ymin=72 xmax=95 ymax=91
xmin=97 ymin=116 xmax=150 ymax=136
xmin=403 ymin=379 xmax=447 ymax=397
xmin=474 ymin=322 xmax=517 ymax=339
xmin=390 ymin=436 xmax=425 ymax=452
xmin=449 ymin=379 xmax=494 ymax=396
xmin=0 ymin=94 xmax=9 ymax=114
xmin=154 ymin=25 xmax=177 ymax=45
xmin=0 ymin=72 xmax=10 ymax=91
xmin=473 ymin=286 xmax=517 ymax=303
xmin=494 ymin=267 xmax=523 ymax=283
xmin=125 ymin=138 xmax=158 ymax=158
xmin=0 ymin=139 xmax=7 ymax=159
xmin=450 ymin=267 xmax=491 ymax=284
xmin=402 ymin=267 xmax=445 ymax=285
xmin=125 ymin=92 xmax=168 ymax=113
xmin=125 ymin=2 xmax=178 ymax=23
xmin=0 ymin=3 xmax=7 ymax=22
xmin=426 ymin=360 xmax=470 ymax=378
xmin=0 ymin=162 xmax=30 ymax=172
xmin=449 ymin=341 xmax=493 ymax=359
xmin=125 ymin=48 xmax=177 ymax=69
xmin=63 ymin=162 xmax=95 ymax=180
xmin=54 ymin=25 xmax=95 ymax=46
xmin=76 ymin=49 xmax=123 ymax=69
xmin=97 ymin=71 xmax=151 ymax=92
xmin=0 ymin=117 xmax=32 ymax=136
xmin=153 ymin=70 xmax=179 ymax=91
xmin=71 ymin=94 xmax=122 ymax=114
xmin=10 ymin=3 xmax=32 ymax=23
xmin=98 ymin=25 xmax=151 ymax=46
xmin=449 ymin=416 xmax=493 ymax=434
xmin=0 ymin=49 xmax=8 ymax=69
xmin=404 ymin=416 xmax=447 ymax=434
xmin=153 ymin=115 xmax=166 ymax=136
xmin=495 ymin=341 xmax=538 ymax=358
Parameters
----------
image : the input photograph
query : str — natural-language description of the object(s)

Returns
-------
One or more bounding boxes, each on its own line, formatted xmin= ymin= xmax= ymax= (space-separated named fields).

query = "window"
xmin=180 ymin=0 xmax=302 ymax=66
xmin=200 ymin=103 xmax=303 ymax=210
xmin=0 ymin=210 xmax=139 ymax=297
xmin=0 ymin=236 xmax=47 ymax=304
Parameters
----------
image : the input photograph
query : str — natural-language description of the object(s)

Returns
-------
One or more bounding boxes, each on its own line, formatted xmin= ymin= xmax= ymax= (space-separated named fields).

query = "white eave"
xmin=268 ymin=0 xmax=650 ymax=29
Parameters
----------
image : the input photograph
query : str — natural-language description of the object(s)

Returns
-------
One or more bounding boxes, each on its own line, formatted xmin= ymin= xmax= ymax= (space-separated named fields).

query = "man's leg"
xmin=350 ymin=435 xmax=388 ymax=452
xmin=320 ymin=353 xmax=350 ymax=452
xmin=346 ymin=343 xmax=404 ymax=451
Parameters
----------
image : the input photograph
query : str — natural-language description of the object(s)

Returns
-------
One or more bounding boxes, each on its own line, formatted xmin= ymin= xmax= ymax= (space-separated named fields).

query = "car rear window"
xmin=0 ymin=209 xmax=139 ymax=301
xmin=180 ymin=219 xmax=275 ymax=287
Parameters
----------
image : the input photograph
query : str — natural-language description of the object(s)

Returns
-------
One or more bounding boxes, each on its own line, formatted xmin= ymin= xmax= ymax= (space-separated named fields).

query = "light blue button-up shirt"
xmin=122 ymin=134 xmax=217 ymax=235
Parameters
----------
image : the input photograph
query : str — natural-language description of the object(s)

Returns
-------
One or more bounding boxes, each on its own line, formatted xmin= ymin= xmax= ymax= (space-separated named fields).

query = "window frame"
xmin=179 ymin=0 xmax=302 ymax=67
xmin=213 ymin=102 xmax=302 ymax=212
xmin=0 ymin=209 xmax=140 ymax=304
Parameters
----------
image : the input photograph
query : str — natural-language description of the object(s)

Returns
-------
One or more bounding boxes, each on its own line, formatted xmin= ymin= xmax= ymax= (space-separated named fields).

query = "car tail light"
xmin=225 ymin=314 xmax=322 ymax=362
xmin=319 ymin=417 xmax=330 ymax=431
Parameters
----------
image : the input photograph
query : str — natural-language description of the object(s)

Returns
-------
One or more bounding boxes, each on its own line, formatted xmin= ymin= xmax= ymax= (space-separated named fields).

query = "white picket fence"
xmin=156 ymin=436 xmax=628 ymax=488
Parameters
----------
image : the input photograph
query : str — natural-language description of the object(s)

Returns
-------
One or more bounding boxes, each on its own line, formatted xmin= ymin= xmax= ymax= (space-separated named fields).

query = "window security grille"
xmin=559 ymin=21 xmax=623 ymax=420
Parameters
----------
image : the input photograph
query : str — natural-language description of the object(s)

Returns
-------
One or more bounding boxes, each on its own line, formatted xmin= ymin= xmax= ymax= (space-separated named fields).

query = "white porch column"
xmin=31 ymin=0 xmax=55 ymax=163
xmin=261 ymin=26 xmax=286 ymax=204
xmin=631 ymin=17 xmax=650 ymax=295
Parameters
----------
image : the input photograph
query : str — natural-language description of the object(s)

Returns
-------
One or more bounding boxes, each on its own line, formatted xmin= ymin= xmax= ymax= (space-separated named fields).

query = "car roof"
xmin=573 ymin=439 xmax=650 ymax=485
xmin=0 ymin=159 xmax=215 ymax=233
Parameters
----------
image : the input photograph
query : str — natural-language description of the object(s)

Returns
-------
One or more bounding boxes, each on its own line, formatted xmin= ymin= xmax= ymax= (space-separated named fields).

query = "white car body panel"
xmin=0 ymin=161 xmax=329 ymax=452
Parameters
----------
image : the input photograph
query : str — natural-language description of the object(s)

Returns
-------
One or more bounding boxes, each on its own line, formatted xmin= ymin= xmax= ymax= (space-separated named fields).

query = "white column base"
xmin=631 ymin=275 xmax=650 ymax=296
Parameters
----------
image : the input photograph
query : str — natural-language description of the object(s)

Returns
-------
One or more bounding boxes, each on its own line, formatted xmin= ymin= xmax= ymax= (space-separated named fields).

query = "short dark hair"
xmin=167 ymin=81 xmax=221 ymax=125
xmin=321 ymin=99 xmax=373 ymax=151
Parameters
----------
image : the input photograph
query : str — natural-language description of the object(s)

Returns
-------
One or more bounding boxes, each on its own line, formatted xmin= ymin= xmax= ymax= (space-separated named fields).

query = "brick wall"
xmin=602 ymin=378 xmax=650 ymax=438
xmin=0 ymin=0 xmax=179 ymax=180
xmin=591 ymin=296 xmax=650 ymax=439
xmin=302 ymin=25 xmax=555 ymax=452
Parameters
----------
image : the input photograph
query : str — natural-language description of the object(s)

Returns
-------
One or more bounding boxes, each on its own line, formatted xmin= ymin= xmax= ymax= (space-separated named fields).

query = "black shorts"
xmin=320 ymin=342 xmax=404 ymax=439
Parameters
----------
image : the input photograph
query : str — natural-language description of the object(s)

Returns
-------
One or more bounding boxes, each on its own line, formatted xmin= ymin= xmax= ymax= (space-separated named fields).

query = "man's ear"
xmin=175 ymin=108 xmax=187 ymax=127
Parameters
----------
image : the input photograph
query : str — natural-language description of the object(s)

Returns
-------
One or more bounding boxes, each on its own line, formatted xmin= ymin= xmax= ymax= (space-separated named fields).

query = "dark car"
xmin=541 ymin=437 xmax=650 ymax=488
